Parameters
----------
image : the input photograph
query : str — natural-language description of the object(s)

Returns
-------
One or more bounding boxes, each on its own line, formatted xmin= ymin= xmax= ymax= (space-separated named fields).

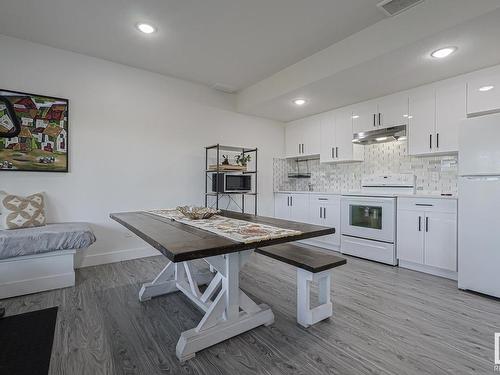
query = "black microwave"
xmin=212 ymin=173 xmax=252 ymax=193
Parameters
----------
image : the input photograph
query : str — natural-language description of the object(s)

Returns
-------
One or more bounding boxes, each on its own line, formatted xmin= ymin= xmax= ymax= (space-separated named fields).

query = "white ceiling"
xmin=0 ymin=0 xmax=386 ymax=91
xmin=238 ymin=0 xmax=500 ymax=121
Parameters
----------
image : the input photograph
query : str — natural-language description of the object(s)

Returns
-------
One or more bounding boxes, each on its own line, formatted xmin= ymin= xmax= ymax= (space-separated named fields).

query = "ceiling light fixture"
xmin=352 ymin=115 xmax=360 ymax=119
xmin=376 ymin=137 xmax=388 ymax=142
xmin=292 ymin=98 xmax=307 ymax=106
xmin=136 ymin=23 xmax=156 ymax=34
xmin=431 ymin=47 xmax=457 ymax=59
xmin=479 ymin=85 xmax=494 ymax=92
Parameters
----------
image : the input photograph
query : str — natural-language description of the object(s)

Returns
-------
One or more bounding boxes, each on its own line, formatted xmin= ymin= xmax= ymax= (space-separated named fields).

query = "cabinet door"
xmin=285 ymin=122 xmax=302 ymax=158
xmin=335 ymin=107 xmax=357 ymax=161
xmin=320 ymin=111 xmax=336 ymax=163
xmin=322 ymin=199 xmax=341 ymax=247
xmin=303 ymin=116 xmax=321 ymax=156
xmin=424 ymin=212 xmax=457 ymax=271
xmin=352 ymin=100 xmax=378 ymax=133
xmin=377 ymin=92 xmax=409 ymax=128
xmin=397 ymin=210 xmax=424 ymax=264
xmin=408 ymin=86 xmax=436 ymax=155
xmin=435 ymin=81 xmax=465 ymax=153
xmin=308 ymin=198 xmax=324 ymax=226
xmin=466 ymin=68 xmax=500 ymax=117
xmin=274 ymin=194 xmax=290 ymax=220
xmin=289 ymin=194 xmax=309 ymax=223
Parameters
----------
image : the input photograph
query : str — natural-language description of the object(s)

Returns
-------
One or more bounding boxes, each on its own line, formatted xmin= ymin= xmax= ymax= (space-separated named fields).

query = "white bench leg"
xmin=297 ymin=268 xmax=333 ymax=328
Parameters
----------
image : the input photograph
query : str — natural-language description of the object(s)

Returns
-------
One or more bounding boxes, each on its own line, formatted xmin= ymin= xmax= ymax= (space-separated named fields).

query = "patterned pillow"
xmin=0 ymin=192 xmax=46 ymax=230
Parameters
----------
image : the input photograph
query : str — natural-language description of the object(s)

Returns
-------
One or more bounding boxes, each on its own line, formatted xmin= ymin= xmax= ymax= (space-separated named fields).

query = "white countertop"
xmin=274 ymin=191 xmax=458 ymax=199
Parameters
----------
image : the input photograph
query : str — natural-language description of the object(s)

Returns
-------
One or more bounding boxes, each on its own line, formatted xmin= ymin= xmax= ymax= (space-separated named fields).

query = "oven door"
xmin=341 ymin=196 xmax=395 ymax=243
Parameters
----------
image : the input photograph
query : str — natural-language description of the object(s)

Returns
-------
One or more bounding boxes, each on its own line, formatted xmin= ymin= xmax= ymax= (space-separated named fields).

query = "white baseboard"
xmin=399 ymin=260 xmax=458 ymax=280
xmin=75 ymin=246 xmax=161 ymax=268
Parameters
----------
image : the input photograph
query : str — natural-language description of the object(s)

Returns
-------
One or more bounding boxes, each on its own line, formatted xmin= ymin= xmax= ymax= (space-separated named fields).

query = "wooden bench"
xmin=256 ymin=243 xmax=346 ymax=328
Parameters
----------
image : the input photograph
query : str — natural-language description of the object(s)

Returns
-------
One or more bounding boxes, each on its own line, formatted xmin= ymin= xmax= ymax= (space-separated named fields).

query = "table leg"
xmin=139 ymin=261 xmax=213 ymax=302
xmin=176 ymin=250 xmax=274 ymax=361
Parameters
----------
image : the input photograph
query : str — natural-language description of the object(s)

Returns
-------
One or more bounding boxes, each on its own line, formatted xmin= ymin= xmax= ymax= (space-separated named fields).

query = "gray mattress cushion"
xmin=0 ymin=222 xmax=96 ymax=260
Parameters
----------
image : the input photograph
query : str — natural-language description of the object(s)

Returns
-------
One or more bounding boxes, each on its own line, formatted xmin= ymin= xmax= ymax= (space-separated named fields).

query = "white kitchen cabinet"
xmin=466 ymin=66 xmax=500 ymax=117
xmin=320 ymin=107 xmax=363 ymax=163
xmin=424 ymin=211 xmax=457 ymax=271
xmin=352 ymin=100 xmax=378 ymax=133
xmin=303 ymin=194 xmax=340 ymax=250
xmin=408 ymin=80 xmax=464 ymax=156
xmin=352 ymin=93 xmax=408 ymax=133
xmin=408 ymin=86 xmax=436 ymax=155
xmin=377 ymin=92 xmax=409 ymax=129
xmin=397 ymin=197 xmax=457 ymax=279
xmin=435 ymin=81 xmax=466 ymax=154
xmin=285 ymin=116 xmax=321 ymax=158
xmin=274 ymin=193 xmax=291 ymax=220
xmin=319 ymin=111 xmax=336 ymax=163
xmin=396 ymin=210 xmax=424 ymax=264
xmin=273 ymin=193 xmax=309 ymax=223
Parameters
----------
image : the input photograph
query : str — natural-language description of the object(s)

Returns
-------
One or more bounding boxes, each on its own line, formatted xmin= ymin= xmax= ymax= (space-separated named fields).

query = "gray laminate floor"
xmin=2 ymin=252 xmax=499 ymax=375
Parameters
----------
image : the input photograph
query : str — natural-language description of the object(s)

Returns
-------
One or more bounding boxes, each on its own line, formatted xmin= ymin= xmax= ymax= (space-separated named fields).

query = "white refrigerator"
xmin=458 ymin=113 xmax=500 ymax=298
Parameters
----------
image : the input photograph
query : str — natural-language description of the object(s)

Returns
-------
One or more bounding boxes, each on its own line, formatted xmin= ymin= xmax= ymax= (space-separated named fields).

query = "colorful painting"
xmin=0 ymin=89 xmax=68 ymax=172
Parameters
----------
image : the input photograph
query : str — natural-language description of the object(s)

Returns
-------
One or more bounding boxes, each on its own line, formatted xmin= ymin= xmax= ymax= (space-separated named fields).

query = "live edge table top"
xmin=110 ymin=210 xmax=335 ymax=263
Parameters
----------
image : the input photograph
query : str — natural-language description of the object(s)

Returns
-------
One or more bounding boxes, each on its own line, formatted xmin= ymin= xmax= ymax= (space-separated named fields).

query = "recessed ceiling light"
xmin=431 ymin=47 xmax=457 ymax=59
xmin=352 ymin=115 xmax=360 ymax=119
xmin=136 ymin=23 xmax=156 ymax=34
xmin=479 ymin=85 xmax=494 ymax=92
xmin=292 ymin=98 xmax=307 ymax=106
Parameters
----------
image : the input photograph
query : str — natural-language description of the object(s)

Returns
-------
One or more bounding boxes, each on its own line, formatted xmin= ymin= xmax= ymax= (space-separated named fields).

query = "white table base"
xmin=139 ymin=250 xmax=275 ymax=361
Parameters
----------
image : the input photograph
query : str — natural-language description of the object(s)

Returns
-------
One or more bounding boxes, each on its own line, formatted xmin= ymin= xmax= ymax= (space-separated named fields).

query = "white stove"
xmin=340 ymin=174 xmax=416 ymax=265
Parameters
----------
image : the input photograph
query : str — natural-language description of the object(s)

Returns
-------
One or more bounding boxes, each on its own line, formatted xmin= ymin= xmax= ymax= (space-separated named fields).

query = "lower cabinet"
xmin=305 ymin=194 xmax=340 ymax=250
xmin=274 ymin=193 xmax=340 ymax=250
xmin=273 ymin=193 xmax=309 ymax=223
xmin=397 ymin=198 xmax=457 ymax=279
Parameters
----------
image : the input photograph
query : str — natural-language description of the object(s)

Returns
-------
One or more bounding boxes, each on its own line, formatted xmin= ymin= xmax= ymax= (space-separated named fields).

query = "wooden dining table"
xmin=110 ymin=210 xmax=335 ymax=361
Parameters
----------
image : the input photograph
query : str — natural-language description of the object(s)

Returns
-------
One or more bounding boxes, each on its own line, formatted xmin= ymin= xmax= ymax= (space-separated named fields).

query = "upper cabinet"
xmin=408 ymin=80 xmax=465 ymax=156
xmin=285 ymin=115 xmax=321 ymax=158
xmin=352 ymin=93 xmax=408 ymax=133
xmin=320 ymin=107 xmax=363 ymax=163
xmin=466 ymin=66 xmax=500 ymax=117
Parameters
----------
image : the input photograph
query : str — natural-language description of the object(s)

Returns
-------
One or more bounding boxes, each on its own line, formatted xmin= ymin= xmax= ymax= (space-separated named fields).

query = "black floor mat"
xmin=0 ymin=306 xmax=58 ymax=375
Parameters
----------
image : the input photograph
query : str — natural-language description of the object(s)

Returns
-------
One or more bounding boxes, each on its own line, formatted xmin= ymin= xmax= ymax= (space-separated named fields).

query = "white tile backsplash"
xmin=274 ymin=140 xmax=458 ymax=194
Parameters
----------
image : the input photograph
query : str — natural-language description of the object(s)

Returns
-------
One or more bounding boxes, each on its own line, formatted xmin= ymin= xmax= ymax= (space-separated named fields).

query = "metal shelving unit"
xmin=204 ymin=144 xmax=258 ymax=215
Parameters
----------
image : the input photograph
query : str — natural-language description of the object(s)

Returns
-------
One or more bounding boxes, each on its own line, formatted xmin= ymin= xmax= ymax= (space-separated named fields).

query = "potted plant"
xmin=235 ymin=153 xmax=251 ymax=167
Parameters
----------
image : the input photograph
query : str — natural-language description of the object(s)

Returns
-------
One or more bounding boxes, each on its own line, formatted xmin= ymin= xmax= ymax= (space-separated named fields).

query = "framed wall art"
xmin=0 ymin=89 xmax=69 ymax=172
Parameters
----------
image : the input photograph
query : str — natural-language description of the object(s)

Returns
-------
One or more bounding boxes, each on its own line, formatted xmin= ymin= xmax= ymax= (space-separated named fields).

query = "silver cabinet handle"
xmin=287 ymin=196 xmax=290 ymax=206
xmin=425 ymin=217 xmax=429 ymax=232
xmin=378 ymin=113 xmax=381 ymax=126
xmin=336 ymin=147 xmax=339 ymax=158
xmin=418 ymin=216 xmax=421 ymax=231
xmin=429 ymin=134 xmax=432 ymax=149
xmin=331 ymin=147 xmax=334 ymax=159
xmin=437 ymin=133 xmax=439 ymax=148
xmin=290 ymin=196 xmax=293 ymax=206
xmin=373 ymin=114 xmax=376 ymax=127
xmin=324 ymin=207 xmax=327 ymax=219
xmin=319 ymin=207 xmax=322 ymax=219
xmin=318 ymin=198 xmax=328 ymax=201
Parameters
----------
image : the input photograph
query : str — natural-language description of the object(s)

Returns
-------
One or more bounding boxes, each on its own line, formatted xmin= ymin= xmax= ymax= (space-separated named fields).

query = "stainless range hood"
xmin=352 ymin=125 xmax=406 ymax=145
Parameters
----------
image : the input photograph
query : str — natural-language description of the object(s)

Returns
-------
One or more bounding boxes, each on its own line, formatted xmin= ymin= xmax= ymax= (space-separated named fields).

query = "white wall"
xmin=0 ymin=35 xmax=285 ymax=267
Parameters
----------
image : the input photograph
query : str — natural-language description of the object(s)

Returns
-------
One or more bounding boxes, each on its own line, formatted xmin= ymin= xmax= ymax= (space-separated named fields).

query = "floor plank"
xmin=1 ymin=251 xmax=499 ymax=374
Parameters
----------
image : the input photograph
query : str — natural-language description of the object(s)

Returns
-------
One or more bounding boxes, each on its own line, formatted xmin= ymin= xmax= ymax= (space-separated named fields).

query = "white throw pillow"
xmin=0 ymin=192 xmax=46 ymax=230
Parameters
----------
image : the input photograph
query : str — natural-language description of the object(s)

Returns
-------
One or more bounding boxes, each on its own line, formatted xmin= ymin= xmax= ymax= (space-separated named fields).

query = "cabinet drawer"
xmin=398 ymin=197 xmax=457 ymax=213
xmin=309 ymin=194 xmax=340 ymax=203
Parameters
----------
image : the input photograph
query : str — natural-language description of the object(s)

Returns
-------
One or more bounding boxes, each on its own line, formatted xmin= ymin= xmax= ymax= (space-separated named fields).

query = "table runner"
xmin=147 ymin=209 xmax=302 ymax=244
